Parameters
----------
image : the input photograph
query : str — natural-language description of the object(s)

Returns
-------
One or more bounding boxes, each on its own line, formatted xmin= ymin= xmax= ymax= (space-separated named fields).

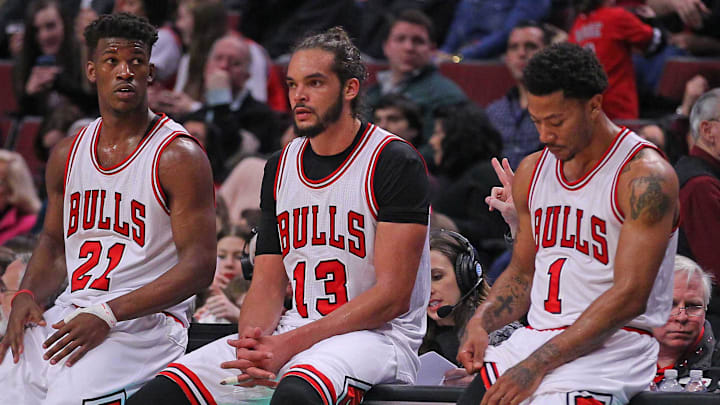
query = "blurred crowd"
xmin=0 ymin=0 xmax=719 ymax=387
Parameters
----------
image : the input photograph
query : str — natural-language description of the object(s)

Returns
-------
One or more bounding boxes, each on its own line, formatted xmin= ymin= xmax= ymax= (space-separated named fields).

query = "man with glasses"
xmin=652 ymin=255 xmax=720 ymax=384
xmin=676 ymin=88 xmax=720 ymax=338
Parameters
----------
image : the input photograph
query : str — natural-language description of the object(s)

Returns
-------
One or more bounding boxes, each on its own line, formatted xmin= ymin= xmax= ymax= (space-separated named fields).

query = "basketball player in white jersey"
xmin=0 ymin=13 xmax=216 ymax=404
xmin=128 ymin=27 xmax=431 ymax=405
xmin=457 ymin=43 xmax=680 ymax=405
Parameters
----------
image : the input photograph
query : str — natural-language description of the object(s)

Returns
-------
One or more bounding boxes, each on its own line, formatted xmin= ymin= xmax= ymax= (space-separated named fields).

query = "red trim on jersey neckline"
xmin=364 ymin=135 xmax=403 ymax=219
xmin=284 ymin=364 xmax=337 ymax=405
xmin=297 ymin=123 xmax=375 ymax=189
xmin=162 ymin=363 xmax=217 ymax=405
xmin=90 ymin=114 xmax=168 ymax=175
xmin=63 ymin=125 xmax=87 ymax=195
xmin=555 ymin=127 xmax=630 ymax=191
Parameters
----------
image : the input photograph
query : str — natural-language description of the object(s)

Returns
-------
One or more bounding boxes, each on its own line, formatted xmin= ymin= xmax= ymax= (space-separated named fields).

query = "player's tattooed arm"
xmin=479 ymin=272 xmax=532 ymax=332
xmin=629 ymin=174 xmax=671 ymax=223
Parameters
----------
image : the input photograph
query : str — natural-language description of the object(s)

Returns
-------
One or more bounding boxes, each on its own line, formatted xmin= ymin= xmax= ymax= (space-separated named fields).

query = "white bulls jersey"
xmin=274 ymin=123 xmax=430 ymax=367
xmin=527 ymin=128 xmax=677 ymax=331
xmin=57 ymin=114 xmax=194 ymax=324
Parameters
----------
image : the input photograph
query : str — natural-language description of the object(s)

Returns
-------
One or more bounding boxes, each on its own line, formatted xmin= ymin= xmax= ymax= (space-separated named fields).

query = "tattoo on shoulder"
xmin=620 ymin=148 xmax=650 ymax=175
xmin=629 ymin=174 xmax=670 ymax=222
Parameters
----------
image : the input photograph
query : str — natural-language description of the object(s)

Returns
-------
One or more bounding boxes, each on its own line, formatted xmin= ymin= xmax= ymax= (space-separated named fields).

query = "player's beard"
xmin=293 ymin=90 xmax=344 ymax=139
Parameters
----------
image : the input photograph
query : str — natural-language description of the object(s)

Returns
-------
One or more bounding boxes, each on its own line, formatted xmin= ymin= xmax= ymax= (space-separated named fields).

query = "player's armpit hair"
xmin=629 ymin=174 xmax=671 ymax=223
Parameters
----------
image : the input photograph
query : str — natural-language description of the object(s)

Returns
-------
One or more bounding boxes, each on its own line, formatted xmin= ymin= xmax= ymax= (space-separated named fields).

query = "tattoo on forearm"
xmin=494 ymin=295 xmax=514 ymax=317
xmin=630 ymin=175 xmax=669 ymax=222
xmin=532 ymin=342 xmax=562 ymax=365
xmin=509 ymin=365 xmax=535 ymax=386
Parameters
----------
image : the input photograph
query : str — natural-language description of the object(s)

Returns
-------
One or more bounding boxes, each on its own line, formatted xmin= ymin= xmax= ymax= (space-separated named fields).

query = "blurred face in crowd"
xmin=286 ymin=48 xmax=346 ymax=138
xmin=34 ymin=5 xmax=64 ymax=56
xmin=116 ymin=0 xmax=146 ymax=17
xmin=183 ymin=120 xmax=208 ymax=148
xmin=374 ymin=106 xmax=418 ymax=143
xmin=428 ymin=250 xmax=461 ymax=326
xmin=653 ymin=270 xmax=707 ymax=354
xmin=429 ymin=119 xmax=446 ymax=166
xmin=383 ymin=21 xmax=434 ymax=75
xmin=175 ymin=2 xmax=193 ymax=46
xmin=528 ymin=91 xmax=599 ymax=162
xmin=217 ymin=235 xmax=246 ymax=281
xmin=639 ymin=124 xmax=666 ymax=151
xmin=205 ymin=36 xmax=251 ymax=95
xmin=505 ymin=26 xmax=545 ymax=82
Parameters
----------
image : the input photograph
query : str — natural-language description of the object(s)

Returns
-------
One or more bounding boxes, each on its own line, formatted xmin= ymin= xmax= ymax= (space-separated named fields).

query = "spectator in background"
xmin=652 ymin=255 xmax=720 ymax=384
xmin=420 ymin=230 xmax=520 ymax=369
xmin=373 ymin=94 xmax=423 ymax=145
xmin=190 ymin=35 xmax=282 ymax=180
xmin=0 ymin=151 xmax=41 ymax=245
xmin=638 ymin=123 xmax=668 ymax=151
xmin=676 ymin=87 xmax=720 ymax=337
xmin=365 ymin=9 xmax=467 ymax=144
xmin=486 ymin=21 xmax=550 ymax=169
xmin=194 ymin=226 xmax=252 ymax=324
xmin=569 ymin=0 xmax=667 ymax=120
xmin=0 ymin=252 xmax=31 ymax=339
xmin=114 ymin=0 xmax=182 ymax=88
xmin=436 ymin=0 xmax=551 ymax=62
xmin=13 ymin=0 xmax=94 ymax=116
xmin=428 ymin=103 xmax=507 ymax=268
xmin=34 ymin=103 xmax=83 ymax=164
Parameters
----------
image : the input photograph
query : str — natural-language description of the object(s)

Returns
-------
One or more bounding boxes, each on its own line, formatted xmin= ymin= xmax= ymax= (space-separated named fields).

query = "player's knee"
xmin=127 ymin=376 xmax=191 ymax=405
xmin=271 ymin=375 xmax=323 ymax=405
xmin=456 ymin=373 xmax=487 ymax=405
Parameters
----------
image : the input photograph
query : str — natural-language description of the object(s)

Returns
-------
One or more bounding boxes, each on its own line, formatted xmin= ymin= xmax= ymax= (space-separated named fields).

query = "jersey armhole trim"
xmin=528 ymin=149 xmax=550 ymax=209
xmin=151 ymin=132 xmax=204 ymax=215
xmin=63 ymin=125 xmax=88 ymax=196
xmin=365 ymin=135 xmax=404 ymax=220
xmin=274 ymin=144 xmax=291 ymax=201
xmin=611 ymin=142 xmax=657 ymax=223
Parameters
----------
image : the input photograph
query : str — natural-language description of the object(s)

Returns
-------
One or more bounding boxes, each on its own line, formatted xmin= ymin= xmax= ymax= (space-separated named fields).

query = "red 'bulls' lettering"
xmin=278 ymin=205 xmax=367 ymax=258
xmin=534 ymin=205 xmax=608 ymax=264
xmin=66 ymin=190 xmax=146 ymax=247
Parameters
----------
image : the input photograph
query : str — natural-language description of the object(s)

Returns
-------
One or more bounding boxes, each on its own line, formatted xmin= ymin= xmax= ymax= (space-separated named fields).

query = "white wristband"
xmin=64 ymin=302 xmax=118 ymax=328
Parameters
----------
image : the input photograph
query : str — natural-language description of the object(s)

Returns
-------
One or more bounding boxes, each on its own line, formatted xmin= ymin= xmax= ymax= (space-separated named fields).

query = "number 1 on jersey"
xmin=544 ymin=258 xmax=566 ymax=314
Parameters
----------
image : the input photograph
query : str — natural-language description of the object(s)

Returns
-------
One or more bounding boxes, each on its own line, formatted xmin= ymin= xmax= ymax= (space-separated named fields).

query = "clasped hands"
xmin=221 ymin=326 xmax=293 ymax=388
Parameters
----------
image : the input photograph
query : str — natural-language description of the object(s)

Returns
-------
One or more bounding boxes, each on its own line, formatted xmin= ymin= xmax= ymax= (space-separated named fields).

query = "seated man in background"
xmin=365 ymin=9 xmax=467 ymax=144
xmin=485 ymin=21 xmax=550 ymax=169
xmin=373 ymin=94 xmax=423 ymax=146
xmin=653 ymin=255 xmax=720 ymax=385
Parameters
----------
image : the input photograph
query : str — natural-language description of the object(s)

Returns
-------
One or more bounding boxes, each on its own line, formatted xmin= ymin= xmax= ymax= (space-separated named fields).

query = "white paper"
xmin=416 ymin=351 xmax=458 ymax=385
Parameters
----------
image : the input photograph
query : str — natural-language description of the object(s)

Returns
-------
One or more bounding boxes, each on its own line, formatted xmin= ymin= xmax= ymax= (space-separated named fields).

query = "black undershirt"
xmin=256 ymin=122 xmax=429 ymax=255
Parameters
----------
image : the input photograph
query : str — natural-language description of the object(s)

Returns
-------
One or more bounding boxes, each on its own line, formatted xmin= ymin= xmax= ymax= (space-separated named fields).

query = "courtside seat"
xmin=438 ymin=61 xmax=514 ymax=108
xmin=0 ymin=60 xmax=19 ymax=115
xmin=0 ymin=115 xmax=15 ymax=148
xmin=11 ymin=116 xmax=44 ymax=185
xmin=363 ymin=385 xmax=719 ymax=404
xmin=657 ymin=57 xmax=720 ymax=102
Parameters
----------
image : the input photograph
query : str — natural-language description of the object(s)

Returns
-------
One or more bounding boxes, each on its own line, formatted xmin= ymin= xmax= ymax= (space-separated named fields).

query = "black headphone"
xmin=240 ymin=227 xmax=257 ymax=281
xmin=441 ymin=229 xmax=483 ymax=296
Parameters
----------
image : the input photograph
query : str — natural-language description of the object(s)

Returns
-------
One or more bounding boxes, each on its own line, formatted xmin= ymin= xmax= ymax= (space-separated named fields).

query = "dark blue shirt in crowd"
xmin=485 ymin=87 xmax=541 ymax=169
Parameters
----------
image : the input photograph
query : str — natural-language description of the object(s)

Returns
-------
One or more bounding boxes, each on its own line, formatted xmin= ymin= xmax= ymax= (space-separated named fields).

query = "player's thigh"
xmin=278 ymin=330 xmax=399 ymax=405
xmin=43 ymin=314 xmax=187 ymax=405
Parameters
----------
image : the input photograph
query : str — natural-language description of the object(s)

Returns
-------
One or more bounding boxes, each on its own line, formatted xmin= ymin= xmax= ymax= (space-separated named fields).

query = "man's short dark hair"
xmin=385 ymin=9 xmax=436 ymax=44
xmin=84 ymin=13 xmax=158 ymax=58
xmin=513 ymin=20 xmax=552 ymax=46
xmin=374 ymin=94 xmax=423 ymax=135
xmin=523 ymin=42 xmax=608 ymax=100
xmin=293 ymin=26 xmax=368 ymax=117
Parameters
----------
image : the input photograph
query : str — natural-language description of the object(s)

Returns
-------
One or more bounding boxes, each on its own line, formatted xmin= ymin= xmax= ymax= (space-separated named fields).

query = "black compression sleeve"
xmin=373 ymin=141 xmax=429 ymax=224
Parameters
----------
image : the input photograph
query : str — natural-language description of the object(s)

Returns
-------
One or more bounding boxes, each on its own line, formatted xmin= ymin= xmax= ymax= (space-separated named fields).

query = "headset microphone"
xmin=437 ymin=274 xmax=483 ymax=318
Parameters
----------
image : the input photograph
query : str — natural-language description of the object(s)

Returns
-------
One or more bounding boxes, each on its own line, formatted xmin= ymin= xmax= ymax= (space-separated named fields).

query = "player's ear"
xmin=344 ymin=78 xmax=360 ymax=101
xmin=588 ymin=94 xmax=603 ymax=119
xmin=86 ymin=60 xmax=97 ymax=84
xmin=148 ymin=63 xmax=155 ymax=84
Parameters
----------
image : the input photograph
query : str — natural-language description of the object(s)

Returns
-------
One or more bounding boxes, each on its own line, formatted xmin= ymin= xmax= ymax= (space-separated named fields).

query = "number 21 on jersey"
xmin=71 ymin=240 xmax=126 ymax=292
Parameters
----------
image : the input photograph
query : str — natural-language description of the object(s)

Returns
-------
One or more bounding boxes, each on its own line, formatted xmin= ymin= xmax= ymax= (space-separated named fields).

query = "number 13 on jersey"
xmin=293 ymin=259 xmax=349 ymax=318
